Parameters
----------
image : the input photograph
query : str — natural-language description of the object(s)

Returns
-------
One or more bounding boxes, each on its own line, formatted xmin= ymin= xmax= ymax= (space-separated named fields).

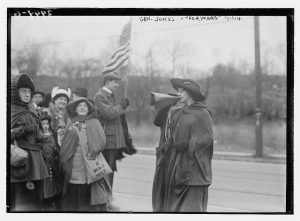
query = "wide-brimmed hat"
xmin=51 ymin=86 xmax=71 ymax=102
xmin=66 ymin=97 xmax=95 ymax=119
xmin=170 ymin=78 xmax=205 ymax=101
xmin=103 ymin=72 xmax=122 ymax=82
xmin=73 ymin=87 xmax=88 ymax=98
xmin=33 ymin=90 xmax=45 ymax=97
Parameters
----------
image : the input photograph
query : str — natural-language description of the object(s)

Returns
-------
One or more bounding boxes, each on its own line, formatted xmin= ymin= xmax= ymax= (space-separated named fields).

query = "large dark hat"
xmin=170 ymin=78 xmax=205 ymax=101
xmin=73 ymin=87 xmax=88 ymax=98
xmin=33 ymin=90 xmax=45 ymax=97
xmin=16 ymin=73 xmax=35 ymax=93
xmin=11 ymin=73 xmax=35 ymax=104
xmin=66 ymin=97 xmax=95 ymax=119
xmin=103 ymin=72 xmax=122 ymax=82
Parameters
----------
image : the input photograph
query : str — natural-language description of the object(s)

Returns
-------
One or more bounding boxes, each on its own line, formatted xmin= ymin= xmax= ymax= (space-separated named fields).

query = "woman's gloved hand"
xmin=24 ymin=124 xmax=36 ymax=134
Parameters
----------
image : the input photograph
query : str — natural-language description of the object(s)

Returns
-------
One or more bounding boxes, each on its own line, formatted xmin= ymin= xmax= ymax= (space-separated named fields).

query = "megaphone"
xmin=150 ymin=92 xmax=179 ymax=110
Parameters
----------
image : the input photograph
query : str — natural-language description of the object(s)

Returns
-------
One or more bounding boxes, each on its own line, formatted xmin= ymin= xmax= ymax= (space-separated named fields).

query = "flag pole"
xmin=123 ymin=17 xmax=132 ymax=99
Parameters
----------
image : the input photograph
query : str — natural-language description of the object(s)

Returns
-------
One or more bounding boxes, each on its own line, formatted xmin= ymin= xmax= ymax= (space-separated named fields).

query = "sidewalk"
xmin=136 ymin=147 xmax=286 ymax=164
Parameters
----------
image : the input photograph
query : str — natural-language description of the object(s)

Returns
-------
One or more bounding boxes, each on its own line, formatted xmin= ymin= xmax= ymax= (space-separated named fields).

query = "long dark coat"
xmin=41 ymin=133 xmax=62 ymax=199
xmin=152 ymin=102 xmax=213 ymax=212
xmin=164 ymin=102 xmax=213 ymax=212
xmin=10 ymin=74 xmax=48 ymax=183
xmin=152 ymin=105 xmax=172 ymax=212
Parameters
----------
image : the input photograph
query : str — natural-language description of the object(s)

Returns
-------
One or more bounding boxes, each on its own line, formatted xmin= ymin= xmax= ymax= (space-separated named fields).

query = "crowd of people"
xmin=10 ymin=72 xmax=136 ymax=212
xmin=10 ymin=72 xmax=213 ymax=213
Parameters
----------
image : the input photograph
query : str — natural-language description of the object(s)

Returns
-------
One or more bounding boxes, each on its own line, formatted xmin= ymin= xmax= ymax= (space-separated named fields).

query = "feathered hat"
xmin=51 ymin=86 xmax=71 ymax=102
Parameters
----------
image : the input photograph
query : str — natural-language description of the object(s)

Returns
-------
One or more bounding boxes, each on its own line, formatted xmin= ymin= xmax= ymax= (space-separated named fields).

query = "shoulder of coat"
xmin=95 ymin=89 xmax=107 ymax=97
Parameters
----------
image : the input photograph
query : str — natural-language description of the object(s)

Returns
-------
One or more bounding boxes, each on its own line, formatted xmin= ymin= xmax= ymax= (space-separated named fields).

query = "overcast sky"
xmin=11 ymin=15 xmax=287 ymax=76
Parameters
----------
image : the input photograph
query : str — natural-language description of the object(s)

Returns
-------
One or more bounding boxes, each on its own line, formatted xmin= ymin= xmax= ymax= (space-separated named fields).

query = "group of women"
xmin=10 ymin=73 xmax=109 ymax=212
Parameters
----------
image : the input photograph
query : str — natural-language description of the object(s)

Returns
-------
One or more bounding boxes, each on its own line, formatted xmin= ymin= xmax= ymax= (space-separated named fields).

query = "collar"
xmin=32 ymin=102 xmax=38 ymax=109
xmin=102 ymin=86 xmax=113 ymax=94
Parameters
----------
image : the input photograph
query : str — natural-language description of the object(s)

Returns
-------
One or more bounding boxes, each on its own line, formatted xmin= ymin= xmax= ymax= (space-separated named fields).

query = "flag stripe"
xmin=103 ymin=56 xmax=129 ymax=74
xmin=107 ymin=44 xmax=130 ymax=66
xmin=110 ymin=41 xmax=130 ymax=59
xmin=103 ymin=20 xmax=131 ymax=76
xmin=103 ymin=54 xmax=129 ymax=73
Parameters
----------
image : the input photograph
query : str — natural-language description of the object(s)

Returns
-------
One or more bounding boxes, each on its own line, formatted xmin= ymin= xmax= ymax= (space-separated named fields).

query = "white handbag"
xmin=74 ymin=125 xmax=112 ymax=184
xmin=11 ymin=140 xmax=28 ymax=167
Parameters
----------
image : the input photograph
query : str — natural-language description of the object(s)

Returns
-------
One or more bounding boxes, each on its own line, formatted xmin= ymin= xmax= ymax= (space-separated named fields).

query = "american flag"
xmin=102 ymin=20 xmax=131 ymax=75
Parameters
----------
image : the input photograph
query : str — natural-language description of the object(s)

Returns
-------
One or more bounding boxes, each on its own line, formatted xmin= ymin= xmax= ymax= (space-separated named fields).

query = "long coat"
xmin=166 ymin=103 xmax=213 ymax=186
xmin=152 ymin=102 xmax=213 ymax=212
xmin=163 ymin=102 xmax=214 ymax=212
xmin=152 ymin=105 xmax=172 ymax=212
xmin=60 ymin=115 xmax=110 ymax=207
xmin=11 ymin=104 xmax=49 ymax=183
xmin=41 ymin=132 xmax=62 ymax=199
xmin=10 ymin=74 xmax=48 ymax=183
xmin=93 ymin=88 xmax=126 ymax=150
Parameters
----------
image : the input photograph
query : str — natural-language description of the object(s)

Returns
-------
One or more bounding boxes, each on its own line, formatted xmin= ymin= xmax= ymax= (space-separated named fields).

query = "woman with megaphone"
xmin=152 ymin=78 xmax=214 ymax=213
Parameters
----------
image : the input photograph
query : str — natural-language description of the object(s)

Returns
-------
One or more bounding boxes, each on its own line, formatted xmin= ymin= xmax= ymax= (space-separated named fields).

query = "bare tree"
xmin=11 ymin=43 xmax=44 ymax=80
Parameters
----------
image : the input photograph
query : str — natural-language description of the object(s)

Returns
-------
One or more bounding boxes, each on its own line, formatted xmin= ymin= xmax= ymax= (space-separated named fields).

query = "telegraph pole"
xmin=254 ymin=16 xmax=263 ymax=157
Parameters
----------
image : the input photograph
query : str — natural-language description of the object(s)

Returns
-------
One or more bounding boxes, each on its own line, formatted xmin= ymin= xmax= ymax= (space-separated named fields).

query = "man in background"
xmin=93 ymin=72 xmax=130 ymax=211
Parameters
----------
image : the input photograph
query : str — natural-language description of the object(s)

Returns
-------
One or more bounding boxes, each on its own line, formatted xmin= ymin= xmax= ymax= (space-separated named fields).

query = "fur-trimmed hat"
xmin=66 ymin=97 xmax=95 ymax=119
xmin=170 ymin=78 xmax=205 ymax=102
xmin=51 ymin=86 xmax=71 ymax=102
xmin=11 ymin=73 xmax=35 ymax=105
xmin=16 ymin=73 xmax=35 ymax=93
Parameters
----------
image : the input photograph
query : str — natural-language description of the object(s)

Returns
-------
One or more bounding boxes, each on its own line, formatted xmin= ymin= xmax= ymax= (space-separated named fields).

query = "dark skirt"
xmin=152 ymin=147 xmax=170 ymax=212
xmin=42 ymin=161 xmax=62 ymax=199
xmin=62 ymin=183 xmax=106 ymax=212
xmin=164 ymin=148 xmax=209 ymax=212
xmin=10 ymin=181 xmax=43 ymax=212
xmin=168 ymin=185 xmax=208 ymax=212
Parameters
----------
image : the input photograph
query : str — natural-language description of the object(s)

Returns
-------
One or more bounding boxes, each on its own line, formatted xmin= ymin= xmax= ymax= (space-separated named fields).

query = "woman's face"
xmin=75 ymin=102 xmax=89 ymax=116
xmin=54 ymin=96 xmax=68 ymax=109
xmin=177 ymin=88 xmax=191 ymax=104
xmin=18 ymin=87 xmax=31 ymax=103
